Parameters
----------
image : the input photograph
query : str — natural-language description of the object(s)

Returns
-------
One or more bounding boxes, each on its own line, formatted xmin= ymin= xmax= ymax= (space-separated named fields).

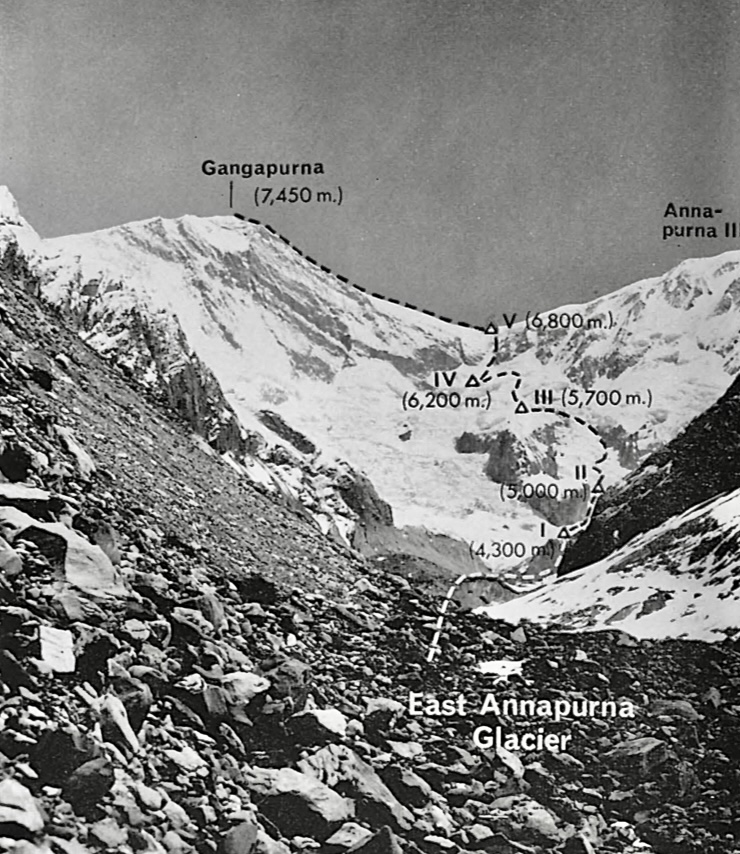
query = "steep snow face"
xmin=4 ymin=184 xmax=740 ymax=572
xmin=478 ymin=488 xmax=740 ymax=641
xmin=38 ymin=213 xmax=557 ymax=557
xmin=42 ymin=214 xmax=481 ymax=387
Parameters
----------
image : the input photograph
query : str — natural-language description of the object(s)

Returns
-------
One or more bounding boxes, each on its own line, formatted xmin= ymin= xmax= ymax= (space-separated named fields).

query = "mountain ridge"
xmin=232 ymin=214 xmax=488 ymax=331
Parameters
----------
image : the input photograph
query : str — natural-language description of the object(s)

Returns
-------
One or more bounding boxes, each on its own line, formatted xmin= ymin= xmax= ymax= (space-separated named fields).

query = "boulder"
xmin=0 ymin=535 xmax=22 ymax=576
xmin=324 ymin=822 xmax=373 ymax=852
xmin=234 ymin=574 xmax=279 ymax=606
xmin=419 ymin=836 xmax=458 ymax=854
xmin=217 ymin=819 xmax=260 ymax=854
xmin=0 ymin=648 xmax=38 ymax=691
xmin=100 ymin=693 xmax=140 ymax=754
xmin=198 ymin=591 xmax=227 ymax=632
xmin=604 ymin=737 xmax=671 ymax=776
xmin=55 ymin=425 xmax=96 ymax=479
xmin=111 ymin=672 xmax=154 ymax=732
xmin=346 ymin=826 xmax=402 ymax=854
xmin=171 ymin=606 xmax=215 ymax=637
xmin=253 ymin=826 xmax=291 ymax=854
xmin=466 ymin=824 xmax=494 ymax=845
xmin=31 ymin=728 xmax=100 ymax=786
xmin=62 ymin=757 xmax=115 ymax=815
xmin=263 ymin=657 xmax=311 ymax=703
xmin=49 ymin=837 xmax=94 ymax=854
xmin=0 ymin=483 xmax=51 ymax=514
xmin=648 ymin=698 xmax=701 ymax=721
xmin=363 ymin=698 xmax=405 ymax=731
xmin=386 ymin=741 xmax=423 ymax=760
xmin=247 ymin=767 xmax=353 ymax=841
xmin=0 ymin=508 xmax=128 ymax=597
xmin=222 ymin=671 xmax=271 ymax=705
xmin=0 ymin=778 xmax=45 ymax=839
xmin=90 ymin=817 xmax=127 ymax=849
xmin=380 ymin=767 xmax=432 ymax=808
xmin=90 ymin=522 xmax=122 ymax=566
xmin=134 ymin=782 xmax=164 ymax=812
xmin=484 ymin=794 xmax=564 ymax=845
xmin=36 ymin=625 xmax=76 ymax=673
xmin=0 ymin=443 xmax=34 ymax=482
xmin=299 ymin=745 xmax=413 ymax=831
xmin=288 ymin=708 xmax=348 ymax=745
xmin=74 ymin=625 xmax=120 ymax=682
xmin=163 ymin=745 xmax=206 ymax=772
xmin=509 ymin=627 xmax=527 ymax=644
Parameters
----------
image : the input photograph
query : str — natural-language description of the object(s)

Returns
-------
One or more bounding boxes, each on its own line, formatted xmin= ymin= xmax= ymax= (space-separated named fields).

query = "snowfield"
xmin=479 ymin=487 xmax=740 ymax=641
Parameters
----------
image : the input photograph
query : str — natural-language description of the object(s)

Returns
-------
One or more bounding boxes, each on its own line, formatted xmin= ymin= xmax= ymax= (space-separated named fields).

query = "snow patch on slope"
xmin=479 ymin=487 xmax=740 ymax=640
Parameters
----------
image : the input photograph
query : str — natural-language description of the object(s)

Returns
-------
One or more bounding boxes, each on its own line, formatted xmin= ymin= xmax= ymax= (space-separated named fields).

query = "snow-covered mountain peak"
xmin=41 ymin=214 xmax=488 ymax=412
xmin=0 ymin=187 xmax=45 ymax=261
xmin=43 ymin=211 xmax=472 ymax=353
xmin=30 ymin=210 xmax=501 ymax=562
xmin=0 ymin=186 xmax=23 ymax=225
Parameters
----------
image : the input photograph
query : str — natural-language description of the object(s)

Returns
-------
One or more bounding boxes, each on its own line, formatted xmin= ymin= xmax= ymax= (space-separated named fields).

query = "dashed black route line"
xmin=233 ymin=213 xmax=485 ymax=331
xmin=230 ymin=213 xmax=607 ymax=668
xmin=426 ymin=371 xmax=608 ymax=664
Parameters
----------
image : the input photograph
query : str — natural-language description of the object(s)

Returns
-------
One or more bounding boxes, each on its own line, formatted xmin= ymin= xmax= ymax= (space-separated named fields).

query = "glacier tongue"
xmin=4 ymin=191 xmax=740 ymax=605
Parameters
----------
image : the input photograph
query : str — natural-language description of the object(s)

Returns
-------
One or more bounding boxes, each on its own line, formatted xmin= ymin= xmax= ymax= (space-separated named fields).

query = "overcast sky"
xmin=2 ymin=0 xmax=740 ymax=322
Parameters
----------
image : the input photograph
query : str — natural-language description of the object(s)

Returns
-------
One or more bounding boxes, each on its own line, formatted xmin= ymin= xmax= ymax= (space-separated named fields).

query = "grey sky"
xmin=2 ymin=0 xmax=739 ymax=322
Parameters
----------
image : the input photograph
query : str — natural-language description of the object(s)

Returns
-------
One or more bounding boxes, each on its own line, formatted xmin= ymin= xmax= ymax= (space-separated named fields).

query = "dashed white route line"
xmin=425 ymin=372 xmax=608 ymax=664
xmin=230 ymin=214 xmax=608 ymax=668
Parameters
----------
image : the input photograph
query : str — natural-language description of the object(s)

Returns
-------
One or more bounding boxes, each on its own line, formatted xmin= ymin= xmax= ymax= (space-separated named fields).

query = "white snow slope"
xmin=479 ymin=487 xmax=740 ymax=641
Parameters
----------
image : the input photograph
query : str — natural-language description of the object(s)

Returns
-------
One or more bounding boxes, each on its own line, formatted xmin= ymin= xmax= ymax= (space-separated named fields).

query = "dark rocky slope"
xmin=559 ymin=372 xmax=740 ymax=575
xmin=0 ymin=256 xmax=738 ymax=854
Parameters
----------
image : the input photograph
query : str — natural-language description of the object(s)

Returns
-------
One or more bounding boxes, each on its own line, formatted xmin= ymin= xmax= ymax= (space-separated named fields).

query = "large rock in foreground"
xmin=246 ymin=767 xmax=353 ymax=841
